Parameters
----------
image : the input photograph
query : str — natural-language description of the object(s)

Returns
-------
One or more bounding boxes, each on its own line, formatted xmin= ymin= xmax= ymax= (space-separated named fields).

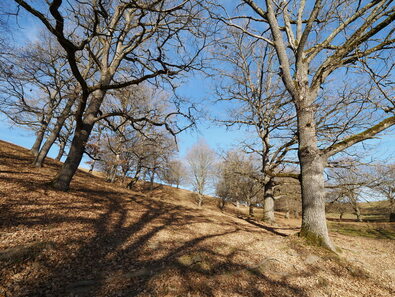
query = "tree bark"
xmin=127 ymin=163 xmax=142 ymax=189
xmin=297 ymin=96 xmax=335 ymax=250
xmin=33 ymin=97 xmax=75 ymax=167
xmin=197 ymin=193 xmax=204 ymax=207
xmin=51 ymin=89 xmax=105 ymax=191
xmin=55 ymin=139 xmax=66 ymax=161
xmin=50 ymin=122 xmax=94 ymax=190
xmin=30 ymin=115 xmax=50 ymax=157
xmin=263 ymin=178 xmax=275 ymax=223
xmin=354 ymin=206 xmax=362 ymax=222
xmin=248 ymin=201 xmax=254 ymax=217
xmin=31 ymin=129 xmax=45 ymax=157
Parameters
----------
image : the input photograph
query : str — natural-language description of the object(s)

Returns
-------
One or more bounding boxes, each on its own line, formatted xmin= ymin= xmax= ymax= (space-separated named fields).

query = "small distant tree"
xmin=216 ymin=151 xmax=262 ymax=216
xmin=161 ymin=160 xmax=187 ymax=188
xmin=327 ymin=164 xmax=378 ymax=222
xmin=216 ymin=153 xmax=239 ymax=211
xmin=326 ymin=190 xmax=353 ymax=221
xmin=274 ymin=176 xmax=301 ymax=219
xmin=371 ymin=164 xmax=395 ymax=222
xmin=186 ymin=140 xmax=216 ymax=207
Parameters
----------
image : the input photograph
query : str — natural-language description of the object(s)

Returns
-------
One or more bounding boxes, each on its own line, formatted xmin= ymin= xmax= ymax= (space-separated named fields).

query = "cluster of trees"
xmin=327 ymin=163 xmax=395 ymax=222
xmin=216 ymin=151 xmax=263 ymax=217
xmin=2 ymin=0 xmax=210 ymax=191
xmin=0 ymin=0 xmax=394 ymax=251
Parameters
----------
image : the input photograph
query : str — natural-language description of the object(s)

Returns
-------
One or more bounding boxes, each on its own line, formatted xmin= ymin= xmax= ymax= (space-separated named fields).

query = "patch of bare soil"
xmin=0 ymin=140 xmax=394 ymax=297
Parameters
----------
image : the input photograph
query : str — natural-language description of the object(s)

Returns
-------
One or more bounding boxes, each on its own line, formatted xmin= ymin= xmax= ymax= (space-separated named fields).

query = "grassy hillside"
xmin=0 ymin=140 xmax=394 ymax=297
xmin=326 ymin=200 xmax=392 ymax=222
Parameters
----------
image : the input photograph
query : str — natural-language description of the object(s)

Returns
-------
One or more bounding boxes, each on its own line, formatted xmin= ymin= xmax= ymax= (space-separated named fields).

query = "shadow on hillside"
xmin=326 ymin=218 xmax=360 ymax=223
xmin=2 ymin=186 xmax=309 ymax=297
xmin=242 ymin=218 xmax=296 ymax=237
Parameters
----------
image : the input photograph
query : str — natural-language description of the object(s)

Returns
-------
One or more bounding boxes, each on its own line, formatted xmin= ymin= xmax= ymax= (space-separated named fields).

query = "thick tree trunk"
xmin=31 ymin=115 xmax=50 ymax=157
xmin=297 ymin=96 xmax=335 ymax=250
xmin=51 ymin=89 xmax=106 ymax=191
xmin=355 ymin=206 xmax=362 ymax=222
xmin=127 ymin=164 xmax=142 ymax=189
xmin=31 ymin=129 xmax=46 ymax=157
xmin=33 ymin=97 xmax=75 ymax=167
xmin=51 ymin=122 xmax=94 ymax=191
xmin=263 ymin=179 xmax=275 ymax=223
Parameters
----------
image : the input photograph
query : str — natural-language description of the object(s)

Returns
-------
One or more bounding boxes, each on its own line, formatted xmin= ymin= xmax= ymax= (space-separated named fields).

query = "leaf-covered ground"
xmin=0 ymin=140 xmax=394 ymax=297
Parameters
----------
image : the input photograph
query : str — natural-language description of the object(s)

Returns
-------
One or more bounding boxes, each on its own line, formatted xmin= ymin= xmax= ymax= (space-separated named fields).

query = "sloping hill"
xmin=0 ymin=140 xmax=394 ymax=297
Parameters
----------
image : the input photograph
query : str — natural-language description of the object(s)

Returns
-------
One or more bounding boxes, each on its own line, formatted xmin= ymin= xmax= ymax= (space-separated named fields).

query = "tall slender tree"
xmin=213 ymin=27 xmax=297 ymax=222
xmin=186 ymin=140 xmax=216 ymax=207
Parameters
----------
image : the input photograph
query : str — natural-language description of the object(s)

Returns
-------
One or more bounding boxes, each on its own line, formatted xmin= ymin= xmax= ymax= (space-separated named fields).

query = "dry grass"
xmin=0 ymin=140 xmax=394 ymax=297
xmin=326 ymin=200 xmax=391 ymax=222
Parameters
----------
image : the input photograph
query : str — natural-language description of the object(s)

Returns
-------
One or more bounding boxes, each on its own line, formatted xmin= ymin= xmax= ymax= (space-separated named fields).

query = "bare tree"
xmin=216 ymin=150 xmax=262 ymax=216
xmin=216 ymin=152 xmax=240 ymax=211
xmin=0 ymin=37 xmax=75 ymax=159
xmin=213 ymin=27 xmax=298 ymax=222
xmin=186 ymin=140 xmax=216 ymax=207
xmin=371 ymin=164 xmax=395 ymax=222
xmin=214 ymin=0 xmax=395 ymax=249
xmin=273 ymin=175 xmax=302 ymax=219
xmin=160 ymin=159 xmax=187 ymax=188
xmin=327 ymin=170 xmax=365 ymax=222
xmin=326 ymin=190 xmax=353 ymax=221
xmin=326 ymin=161 xmax=382 ymax=222
xmin=12 ymin=0 xmax=208 ymax=191
xmin=88 ymin=87 xmax=179 ymax=188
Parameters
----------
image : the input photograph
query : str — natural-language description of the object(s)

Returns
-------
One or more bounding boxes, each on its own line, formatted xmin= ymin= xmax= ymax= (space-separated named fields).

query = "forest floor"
xmin=0 ymin=140 xmax=394 ymax=297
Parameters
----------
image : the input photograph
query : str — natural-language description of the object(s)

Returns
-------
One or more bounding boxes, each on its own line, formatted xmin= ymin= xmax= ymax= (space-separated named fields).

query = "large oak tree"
xmin=215 ymin=0 xmax=395 ymax=249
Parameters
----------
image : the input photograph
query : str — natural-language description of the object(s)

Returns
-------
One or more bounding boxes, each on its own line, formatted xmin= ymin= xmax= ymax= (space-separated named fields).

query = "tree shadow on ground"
xmin=241 ymin=218 xmax=294 ymax=237
xmin=1 ymin=183 xmax=309 ymax=297
xmin=2 ymin=141 xmax=393 ymax=297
